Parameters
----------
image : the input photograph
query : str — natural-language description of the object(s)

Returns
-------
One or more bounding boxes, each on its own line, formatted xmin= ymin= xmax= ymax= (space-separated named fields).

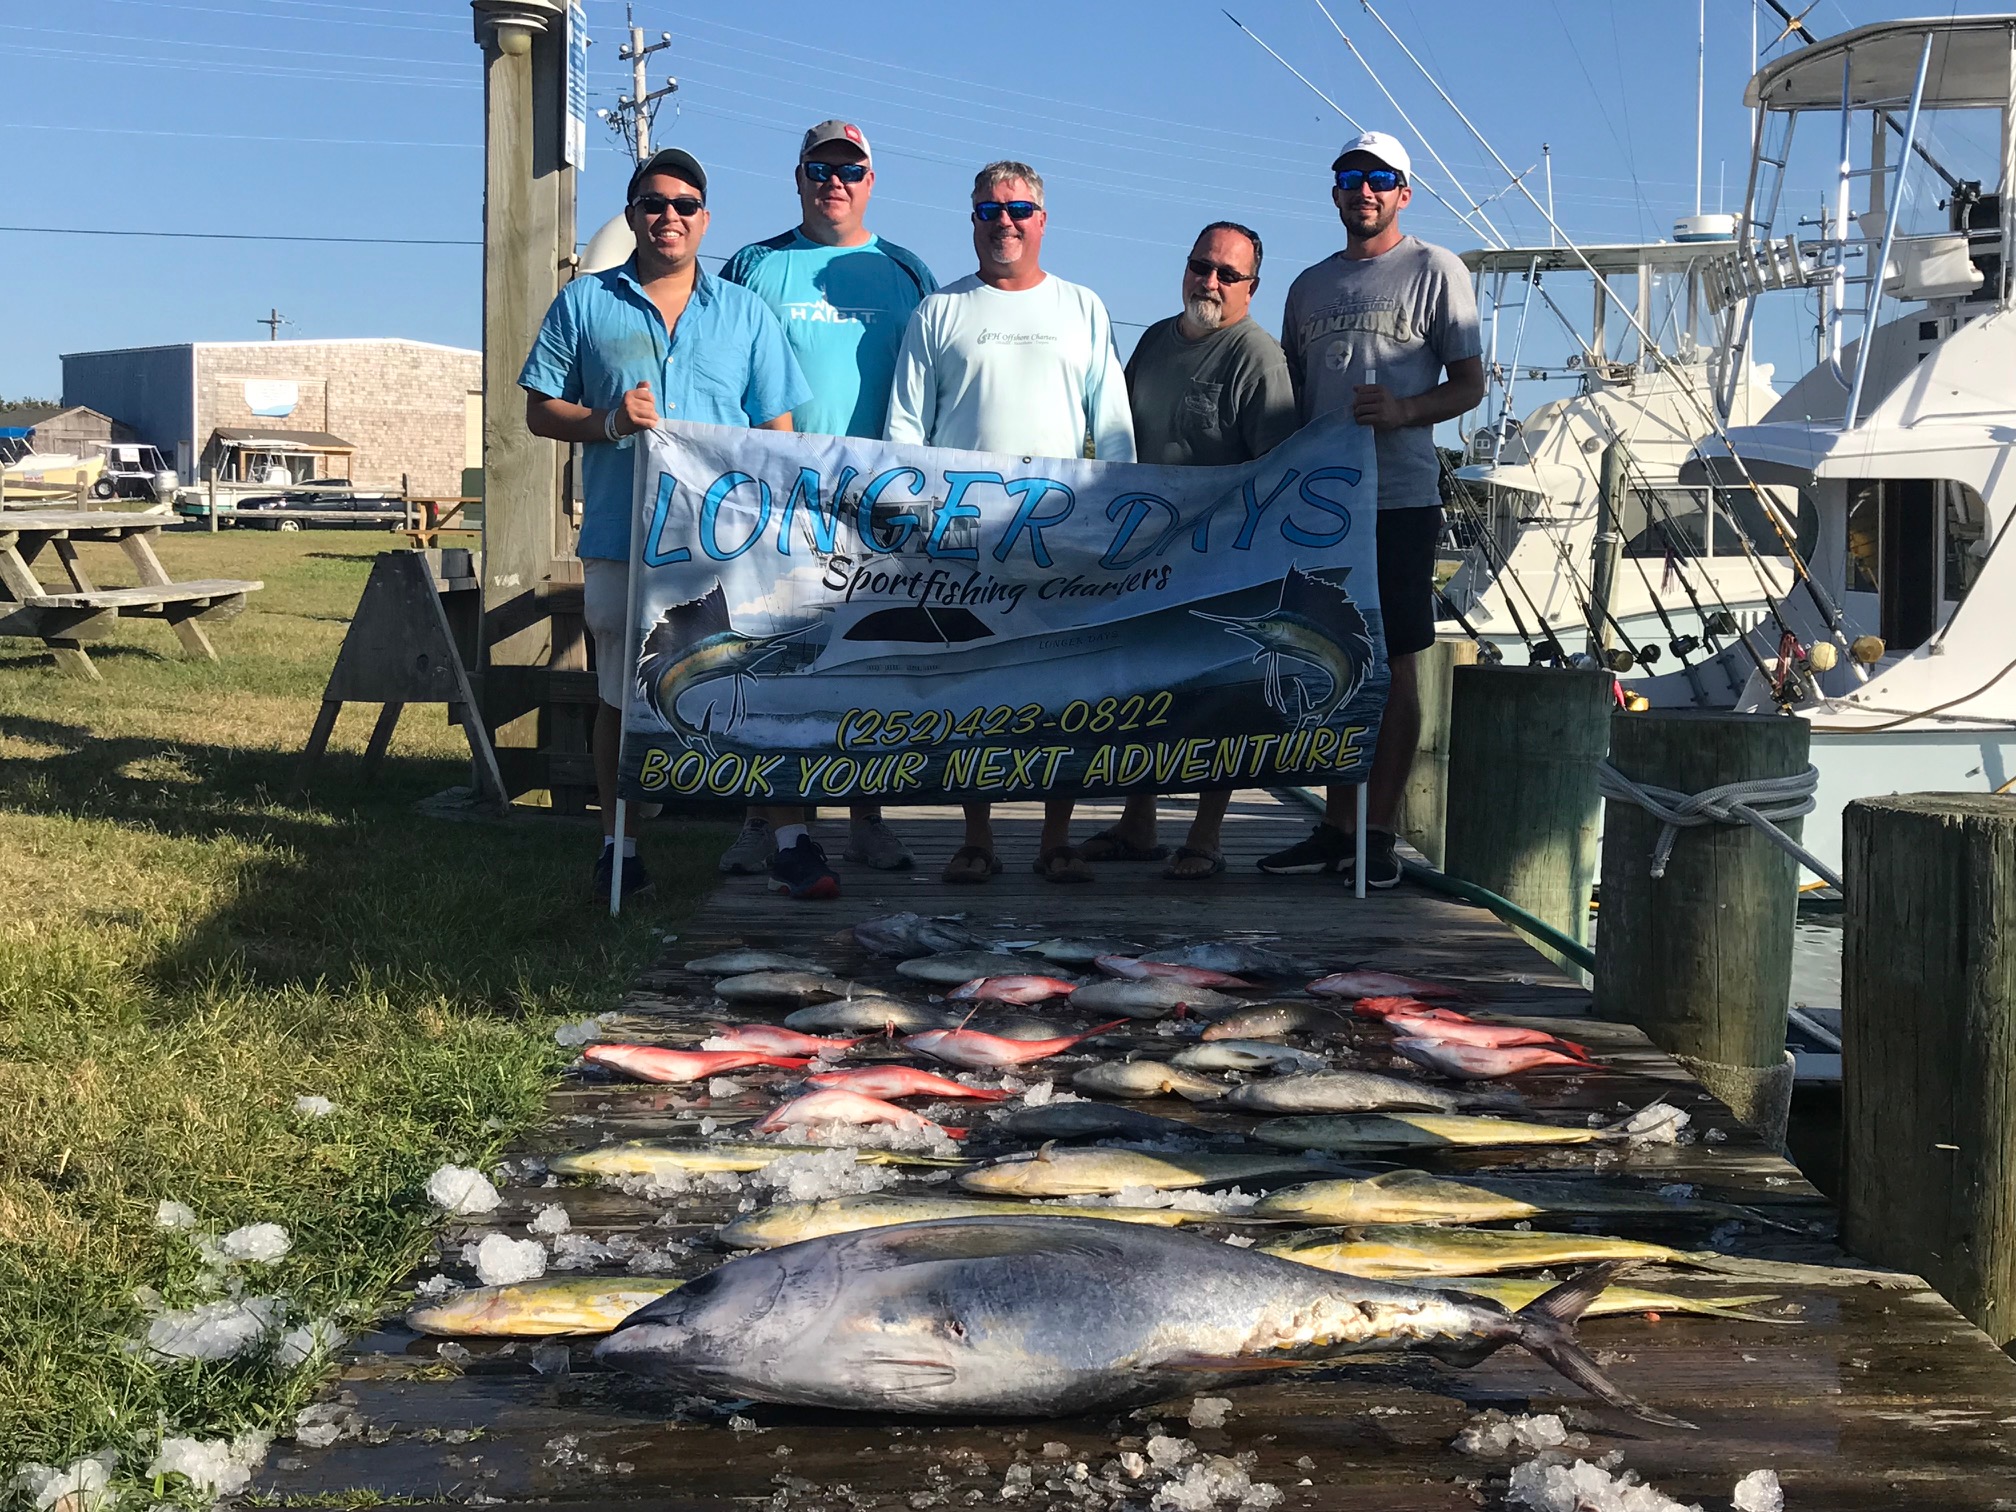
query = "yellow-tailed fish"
xmin=717 ymin=1194 xmax=1230 ymax=1248
xmin=549 ymin=1140 xmax=966 ymax=1177
xmin=1252 ymin=1111 xmax=1613 ymax=1153
xmin=1258 ymin=1224 xmax=1705 ymax=1278
xmin=407 ymin=1276 xmax=682 ymax=1337
xmin=1253 ymin=1169 xmax=1776 ymax=1227
xmin=957 ymin=1146 xmax=1339 ymax=1198
xmin=1434 ymin=1276 xmax=1788 ymax=1324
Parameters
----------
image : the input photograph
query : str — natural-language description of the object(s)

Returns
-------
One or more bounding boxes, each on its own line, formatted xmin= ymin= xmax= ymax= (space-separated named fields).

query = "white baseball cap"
xmin=1331 ymin=130 xmax=1412 ymax=181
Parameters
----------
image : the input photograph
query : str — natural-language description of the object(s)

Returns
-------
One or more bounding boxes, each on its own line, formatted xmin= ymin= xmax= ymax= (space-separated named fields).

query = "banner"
xmin=618 ymin=415 xmax=1387 ymax=806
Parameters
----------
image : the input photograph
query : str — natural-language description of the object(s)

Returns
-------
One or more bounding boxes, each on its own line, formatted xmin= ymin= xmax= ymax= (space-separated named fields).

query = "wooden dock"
xmin=259 ymin=793 xmax=2016 ymax=1510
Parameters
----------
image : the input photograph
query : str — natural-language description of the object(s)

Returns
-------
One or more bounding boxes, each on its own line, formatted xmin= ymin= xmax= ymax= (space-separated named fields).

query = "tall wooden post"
xmin=471 ymin=0 xmax=576 ymax=798
xmin=1395 ymin=637 xmax=1480 ymax=870
xmin=1594 ymin=710 xmax=1807 ymax=1145
xmin=1587 ymin=440 xmax=1627 ymax=657
xmin=1443 ymin=665 xmax=1612 ymax=964
xmin=1842 ymin=794 xmax=2016 ymax=1344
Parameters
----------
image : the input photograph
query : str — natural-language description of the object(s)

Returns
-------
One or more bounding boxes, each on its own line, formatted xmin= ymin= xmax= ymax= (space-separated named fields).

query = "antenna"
xmin=1695 ymin=0 xmax=1706 ymax=217
xmin=1543 ymin=143 xmax=1555 ymax=247
xmin=257 ymin=308 xmax=288 ymax=341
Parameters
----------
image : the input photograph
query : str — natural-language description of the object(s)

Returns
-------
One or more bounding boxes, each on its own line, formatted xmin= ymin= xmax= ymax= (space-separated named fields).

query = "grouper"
xmin=592 ymin=1216 xmax=1684 ymax=1424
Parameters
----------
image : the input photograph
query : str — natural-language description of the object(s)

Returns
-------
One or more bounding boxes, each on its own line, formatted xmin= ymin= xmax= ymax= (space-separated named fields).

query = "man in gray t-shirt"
xmin=1263 ymin=130 xmax=1485 ymax=889
xmin=1078 ymin=222 xmax=1298 ymax=880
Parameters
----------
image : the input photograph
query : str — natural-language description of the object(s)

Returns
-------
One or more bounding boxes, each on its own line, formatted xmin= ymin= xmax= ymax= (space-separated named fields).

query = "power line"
xmin=0 ymin=224 xmax=479 ymax=247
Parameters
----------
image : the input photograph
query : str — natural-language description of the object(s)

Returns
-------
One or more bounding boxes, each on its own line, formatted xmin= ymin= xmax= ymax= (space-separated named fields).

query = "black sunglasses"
xmin=801 ymin=161 xmax=869 ymax=184
xmin=973 ymin=200 xmax=1040 ymax=223
xmin=631 ymin=193 xmax=704 ymax=217
xmin=1335 ymin=168 xmax=1405 ymax=194
xmin=1186 ymin=256 xmax=1256 ymax=285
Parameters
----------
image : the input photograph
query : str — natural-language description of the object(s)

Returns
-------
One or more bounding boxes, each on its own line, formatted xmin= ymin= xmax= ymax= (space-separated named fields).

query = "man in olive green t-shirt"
xmin=1076 ymin=222 xmax=1298 ymax=880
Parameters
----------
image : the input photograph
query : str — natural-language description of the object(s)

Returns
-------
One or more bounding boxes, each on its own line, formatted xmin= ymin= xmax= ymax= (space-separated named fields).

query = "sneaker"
xmin=1351 ymin=828 xmax=1403 ymax=890
xmin=769 ymin=834 xmax=841 ymax=900
xmin=1256 ymin=822 xmax=1353 ymax=875
xmin=843 ymin=818 xmax=915 ymax=871
xmin=718 ymin=814 xmax=775 ymax=875
xmin=591 ymin=845 xmax=654 ymax=903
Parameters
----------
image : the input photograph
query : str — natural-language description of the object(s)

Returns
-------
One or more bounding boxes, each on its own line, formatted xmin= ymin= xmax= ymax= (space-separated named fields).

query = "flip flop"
xmin=942 ymin=845 xmax=1002 ymax=885
xmin=1032 ymin=845 xmax=1096 ymax=884
xmin=1163 ymin=845 xmax=1227 ymax=881
xmin=1077 ymin=827 xmax=1169 ymax=863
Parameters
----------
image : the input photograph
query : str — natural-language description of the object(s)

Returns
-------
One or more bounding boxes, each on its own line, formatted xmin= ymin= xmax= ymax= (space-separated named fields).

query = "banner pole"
xmin=608 ymin=433 xmax=650 ymax=921
xmin=609 ymin=798 xmax=628 ymax=916
xmin=1355 ymin=782 xmax=1368 ymax=900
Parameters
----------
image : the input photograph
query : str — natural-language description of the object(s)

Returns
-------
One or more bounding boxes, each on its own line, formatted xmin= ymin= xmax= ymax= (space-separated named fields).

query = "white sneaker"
xmin=719 ymin=815 xmax=776 ymax=874
xmin=843 ymin=818 xmax=915 ymax=871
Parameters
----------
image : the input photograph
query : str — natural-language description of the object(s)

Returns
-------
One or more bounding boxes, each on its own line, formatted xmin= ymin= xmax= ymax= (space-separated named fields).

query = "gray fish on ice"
xmin=852 ymin=913 xmax=985 ymax=958
xmin=686 ymin=948 xmax=828 ymax=976
xmin=1171 ymin=1040 xmax=1330 ymax=1074
xmin=897 ymin=951 xmax=1049 ymax=986
xmin=1071 ymin=1058 xmax=1229 ymax=1102
xmin=1068 ymin=978 xmax=1240 ymax=1019
xmin=784 ymin=998 xmax=964 ymax=1033
xmin=1142 ymin=942 xmax=1309 ymax=977
xmin=592 ymin=1217 xmax=1684 ymax=1423
xmin=714 ymin=971 xmax=858 ymax=1007
xmin=1200 ymin=1002 xmax=1352 ymax=1042
xmin=1024 ymin=937 xmax=1146 ymax=966
xmin=1223 ymin=1070 xmax=1515 ymax=1115
xmin=998 ymin=1101 xmax=1198 ymax=1141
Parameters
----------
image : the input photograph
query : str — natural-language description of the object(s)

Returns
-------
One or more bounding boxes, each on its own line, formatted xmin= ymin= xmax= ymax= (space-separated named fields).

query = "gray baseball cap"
xmin=799 ymin=119 xmax=871 ymax=163
xmin=627 ymin=147 xmax=707 ymax=203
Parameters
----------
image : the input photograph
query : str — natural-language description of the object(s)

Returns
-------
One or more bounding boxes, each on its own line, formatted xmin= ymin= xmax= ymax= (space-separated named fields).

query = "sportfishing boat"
xmin=1440 ymin=240 xmax=1797 ymax=673
xmin=1633 ymin=14 xmax=2016 ymax=880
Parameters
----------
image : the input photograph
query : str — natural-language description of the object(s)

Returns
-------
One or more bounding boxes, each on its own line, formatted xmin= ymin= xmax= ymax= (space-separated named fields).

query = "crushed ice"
xmin=463 ymin=1233 xmax=546 ymax=1286
xmin=147 ymin=1432 xmax=271 ymax=1498
xmin=145 ymin=1296 xmax=288 ymax=1362
xmin=155 ymin=1199 xmax=197 ymax=1230
xmin=1508 ymin=1456 xmax=1703 ymax=1512
xmin=293 ymin=1094 xmax=337 ymax=1118
xmin=426 ymin=1163 xmax=501 ymax=1216
xmin=10 ymin=1453 xmax=116 ymax=1512
xmin=529 ymin=1202 xmax=573 ymax=1236
xmin=555 ymin=1014 xmax=615 ymax=1047
xmin=274 ymin=1317 xmax=345 ymax=1369
xmin=1618 ymin=1103 xmax=1692 ymax=1145
xmin=1732 ymin=1469 xmax=1783 ymax=1512
xmin=1453 ymin=1411 xmax=1588 ymax=1456
xmin=217 ymin=1222 xmax=291 ymax=1263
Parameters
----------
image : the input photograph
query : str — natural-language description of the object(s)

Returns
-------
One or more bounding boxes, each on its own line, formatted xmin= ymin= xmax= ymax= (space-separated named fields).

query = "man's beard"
xmin=1183 ymin=294 xmax=1225 ymax=332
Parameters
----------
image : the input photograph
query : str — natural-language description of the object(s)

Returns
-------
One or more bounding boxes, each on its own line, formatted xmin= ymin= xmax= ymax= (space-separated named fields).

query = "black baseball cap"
xmin=627 ymin=147 xmax=707 ymax=204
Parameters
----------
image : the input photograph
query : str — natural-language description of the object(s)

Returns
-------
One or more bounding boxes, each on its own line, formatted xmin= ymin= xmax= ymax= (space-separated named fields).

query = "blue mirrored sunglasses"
xmin=802 ymin=161 xmax=869 ymax=184
xmin=1335 ymin=168 xmax=1405 ymax=194
xmin=973 ymin=200 xmax=1040 ymax=223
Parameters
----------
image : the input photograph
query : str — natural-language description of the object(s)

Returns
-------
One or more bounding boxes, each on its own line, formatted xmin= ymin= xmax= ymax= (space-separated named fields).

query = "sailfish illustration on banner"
xmin=1191 ymin=567 xmax=1375 ymax=727
xmin=635 ymin=583 xmax=821 ymax=752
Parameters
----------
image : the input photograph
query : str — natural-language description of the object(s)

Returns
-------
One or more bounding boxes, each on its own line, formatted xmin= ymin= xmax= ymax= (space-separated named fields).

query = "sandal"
xmin=1077 ymin=827 xmax=1169 ymax=863
xmin=941 ymin=845 xmax=1002 ymax=885
xmin=1163 ymin=845 xmax=1227 ymax=881
xmin=1032 ymin=845 xmax=1096 ymax=884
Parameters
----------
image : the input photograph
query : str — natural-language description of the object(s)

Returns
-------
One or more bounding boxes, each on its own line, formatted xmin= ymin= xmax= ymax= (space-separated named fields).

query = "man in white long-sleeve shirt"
xmin=885 ymin=160 xmax=1136 ymax=885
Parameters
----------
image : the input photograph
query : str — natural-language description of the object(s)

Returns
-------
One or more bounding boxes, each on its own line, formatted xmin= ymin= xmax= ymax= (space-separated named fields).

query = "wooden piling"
xmin=1395 ymin=637 xmax=1481 ymax=870
xmin=1594 ymin=709 xmax=1807 ymax=1145
xmin=1443 ymin=665 xmax=1612 ymax=961
xmin=1842 ymin=793 xmax=2016 ymax=1345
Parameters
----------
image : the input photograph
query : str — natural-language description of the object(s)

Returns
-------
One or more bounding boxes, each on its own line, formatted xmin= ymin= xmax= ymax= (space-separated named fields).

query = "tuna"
xmin=593 ymin=1217 xmax=1684 ymax=1424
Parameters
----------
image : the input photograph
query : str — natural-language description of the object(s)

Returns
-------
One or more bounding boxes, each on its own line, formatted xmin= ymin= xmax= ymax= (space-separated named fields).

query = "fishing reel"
xmin=1668 ymin=634 xmax=1700 ymax=660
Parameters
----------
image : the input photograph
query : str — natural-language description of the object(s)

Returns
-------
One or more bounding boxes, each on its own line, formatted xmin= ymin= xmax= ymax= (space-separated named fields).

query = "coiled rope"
xmin=1596 ymin=761 xmax=1842 ymax=890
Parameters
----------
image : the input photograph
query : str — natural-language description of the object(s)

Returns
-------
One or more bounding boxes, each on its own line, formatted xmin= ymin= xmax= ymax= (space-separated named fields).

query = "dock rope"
xmin=1596 ymin=761 xmax=1843 ymax=890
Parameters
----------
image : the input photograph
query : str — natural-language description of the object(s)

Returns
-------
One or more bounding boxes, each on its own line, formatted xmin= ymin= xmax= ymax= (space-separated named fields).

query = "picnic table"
xmin=0 ymin=510 xmax=262 ymax=680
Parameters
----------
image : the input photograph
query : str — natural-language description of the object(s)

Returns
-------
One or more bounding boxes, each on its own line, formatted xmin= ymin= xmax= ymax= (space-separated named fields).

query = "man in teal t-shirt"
xmin=719 ymin=119 xmax=938 ymax=878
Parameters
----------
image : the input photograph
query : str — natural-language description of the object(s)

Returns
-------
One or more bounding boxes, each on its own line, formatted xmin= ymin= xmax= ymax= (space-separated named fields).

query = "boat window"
xmin=1622 ymin=489 xmax=1707 ymax=557
xmin=1943 ymin=481 xmax=1989 ymax=600
xmin=1845 ymin=479 xmax=1979 ymax=651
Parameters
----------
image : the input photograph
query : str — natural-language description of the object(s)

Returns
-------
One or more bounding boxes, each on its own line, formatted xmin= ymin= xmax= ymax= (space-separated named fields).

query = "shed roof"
xmin=207 ymin=426 xmax=354 ymax=452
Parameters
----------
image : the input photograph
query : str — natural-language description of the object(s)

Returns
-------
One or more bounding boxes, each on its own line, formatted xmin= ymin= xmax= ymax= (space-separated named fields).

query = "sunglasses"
xmin=1335 ymin=168 xmax=1405 ymax=194
xmin=631 ymin=193 xmax=704 ymax=217
xmin=973 ymin=200 xmax=1040 ymax=223
xmin=801 ymin=161 xmax=869 ymax=184
xmin=1185 ymin=256 xmax=1256 ymax=285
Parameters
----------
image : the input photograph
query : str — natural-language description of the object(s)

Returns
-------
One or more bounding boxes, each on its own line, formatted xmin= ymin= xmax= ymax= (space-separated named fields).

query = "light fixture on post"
xmin=470 ymin=0 xmax=562 ymax=57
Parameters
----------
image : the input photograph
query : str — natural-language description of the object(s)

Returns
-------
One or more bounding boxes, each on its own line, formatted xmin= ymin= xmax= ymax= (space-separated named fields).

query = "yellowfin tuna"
xmin=1433 ymin=1275 xmax=1787 ymax=1324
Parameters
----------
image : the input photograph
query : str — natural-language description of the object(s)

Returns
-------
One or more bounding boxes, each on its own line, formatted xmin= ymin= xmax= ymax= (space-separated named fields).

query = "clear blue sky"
xmin=0 ymin=0 xmax=1895 ymax=408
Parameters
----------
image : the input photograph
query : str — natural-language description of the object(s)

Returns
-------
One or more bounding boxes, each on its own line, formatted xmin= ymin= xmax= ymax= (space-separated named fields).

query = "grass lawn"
xmin=0 ymin=525 xmax=729 ymax=1489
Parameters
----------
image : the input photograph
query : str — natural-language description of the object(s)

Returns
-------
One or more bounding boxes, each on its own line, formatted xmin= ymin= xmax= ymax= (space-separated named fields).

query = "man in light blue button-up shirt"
xmin=521 ymin=147 xmax=812 ymax=903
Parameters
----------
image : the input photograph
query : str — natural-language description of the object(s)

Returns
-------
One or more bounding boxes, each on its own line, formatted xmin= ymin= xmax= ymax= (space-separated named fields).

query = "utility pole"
xmin=258 ymin=308 xmax=288 ymax=340
xmin=596 ymin=6 xmax=678 ymax=163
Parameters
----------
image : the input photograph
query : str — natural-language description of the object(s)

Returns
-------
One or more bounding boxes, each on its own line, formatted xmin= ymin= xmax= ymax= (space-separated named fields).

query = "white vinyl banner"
xmin=618 ymin=413 xmax=1388 ymax=807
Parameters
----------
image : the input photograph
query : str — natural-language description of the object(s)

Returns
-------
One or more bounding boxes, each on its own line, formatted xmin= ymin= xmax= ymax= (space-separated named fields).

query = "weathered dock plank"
xmin=260 ymin=793 xmax=2016 ymax=1509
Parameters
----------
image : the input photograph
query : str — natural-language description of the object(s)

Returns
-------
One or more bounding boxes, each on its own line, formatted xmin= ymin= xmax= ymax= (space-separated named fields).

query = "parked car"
xmin=234 ymin=480 xmax=407 ymax=531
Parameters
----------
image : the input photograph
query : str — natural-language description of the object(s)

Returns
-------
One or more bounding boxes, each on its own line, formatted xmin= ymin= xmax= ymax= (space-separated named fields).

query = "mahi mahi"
xmin=1255 ymin=1169 xmax=1775 ymax=1227
xmin=1433 ymin=1276 xmax=1787 ymax=1324
xmin=715 ymin=1193 xmax=1224 ymax=1248
xmin=957 ymin=1145 xmax=1339 ymax=1197
xmin=1252 ymin=1112 xmax=1613 ymax=1153
xmin=406 ymin=1276 xmax=682 ymax=1337
xmin=549 ymin=1139 xmax=966 ymax=1177
xmin=592 ymin=1216 xmax=1683 ymax=1424
xmin=1257 ymin=1224 xmax=1710 ymax=1279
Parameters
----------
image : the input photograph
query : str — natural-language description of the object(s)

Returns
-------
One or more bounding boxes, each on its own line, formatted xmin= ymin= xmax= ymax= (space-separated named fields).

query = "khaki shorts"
xmin=581 ymin=557 xmax=631 ymax=708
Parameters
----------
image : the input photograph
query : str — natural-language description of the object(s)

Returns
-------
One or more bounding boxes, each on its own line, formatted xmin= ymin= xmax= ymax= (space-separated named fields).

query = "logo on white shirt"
xmin=977 ymin=329 xmax=1056 ymax=346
